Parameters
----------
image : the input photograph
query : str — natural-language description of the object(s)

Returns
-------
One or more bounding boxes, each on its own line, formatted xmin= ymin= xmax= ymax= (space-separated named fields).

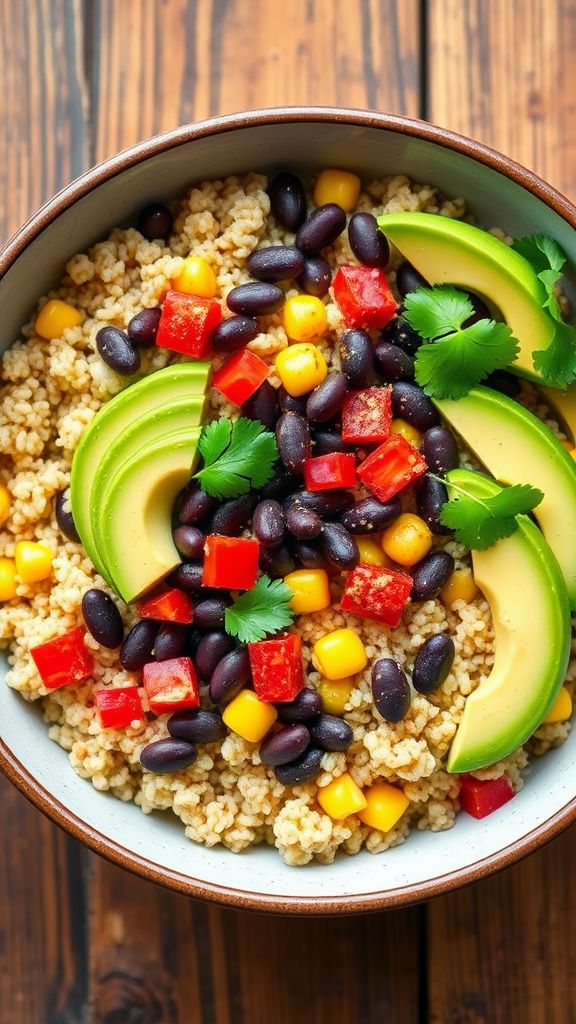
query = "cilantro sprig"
xmin=404 ymin=286 xmax=519 ymax=400
xmin=194 ymin=417 xmax=278 ymax=499
xmin=440 ymin=476 xmax=544 ymax=550
xmin=224 ymin=576 xmax=294 ymax=643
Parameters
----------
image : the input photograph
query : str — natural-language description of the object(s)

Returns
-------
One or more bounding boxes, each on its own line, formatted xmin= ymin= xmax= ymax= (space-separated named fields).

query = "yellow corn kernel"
xmin=390 ymin=418 xmax=423 ymax=448
xmin=0 ymin=484 xmax=10 ymax=527
xmin=275 ymin=342 xmax=328 ymax=397
xmin=14 ymin=541 xmax=54 ymax=584
xmin=35 ymin=299 xmax=82 ymax=340
xmin=318 ymin=772 xmax=367 ymax=820
xmin=570 ymin=449 xmax=576 ymax=462
xmin=312 ymin=628 xmax=367 ymax=680
xmin=318 ymin=677 xmax=354 ymax=716
xmin=313 ymin=169 xmax=362 ymax=212
xmin=543 ymin=687 xmax=573 ymax=724
xmin=0 ymin=558 xmax=17 ymax=601
xmin=283 ymin=569 xmax=330 ymax=615
xmin=283 ymin=295 xmax=328 ymax=343
xmin=171 ymin=255 xmax=217 ymax=298
xmin=381 ymin=512 xmax=432 ymax=567
xmin=356 ymin=536 xmax=388 ymax=566
xmin=358 ymin=782 xmax=410 ymax=832
xmin=222 ymin=689 xmax=278 ymax=742
xmin=441 ymin=568 xmax=479 ymax=607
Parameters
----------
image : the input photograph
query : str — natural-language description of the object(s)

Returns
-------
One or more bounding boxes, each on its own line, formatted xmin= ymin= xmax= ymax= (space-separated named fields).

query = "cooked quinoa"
xmin=1 ymin=171 xmax=574 ymax=866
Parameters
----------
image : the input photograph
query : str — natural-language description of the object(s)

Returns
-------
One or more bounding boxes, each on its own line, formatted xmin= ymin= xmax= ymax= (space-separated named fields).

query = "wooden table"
xmin=2 ymin=2 xmax=576 ymax=1020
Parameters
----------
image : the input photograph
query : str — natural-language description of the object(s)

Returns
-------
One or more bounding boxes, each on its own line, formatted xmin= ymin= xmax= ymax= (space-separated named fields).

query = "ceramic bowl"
xmin=1 ymin=108 xmax=576 ymax=914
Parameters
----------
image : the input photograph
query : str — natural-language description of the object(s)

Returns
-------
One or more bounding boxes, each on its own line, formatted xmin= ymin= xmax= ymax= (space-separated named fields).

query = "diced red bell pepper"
xmin=139 ymin=587 xmax=195 ymax=624
xmin=203 ymin=535 xmax=260 ymax=590
xmin=143 ymin=657 xmax=200 ymax=714
xmin=31 ymin=627 xmax=94 ymax=690
xmin=95 ymin=686 xmax=144 ymax=729
xmin=155 ymin=289 xmax=222 ymax=357
xmin=304 ymin=452 xmax=358 ymax=492
xmin=459 ymin=774 xmax=515 ymax=819
xmin=248 ymin=633 xmax=304 ymax=702
xmin=357 ymin=433 xmax=428 ymax=501
xmin=342 ymin=386 xmax=392 ymax=444
xmin=333 ymin=266 xmax=398 ymax=330
xmin=212 ymin=348 xmax=269 ymax=406
xmin=341 ymin=563 xmax=413 ymax=627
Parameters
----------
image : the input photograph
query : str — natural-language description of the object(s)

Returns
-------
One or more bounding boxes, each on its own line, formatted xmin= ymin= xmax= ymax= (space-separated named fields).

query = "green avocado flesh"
xmin=446 ymin=469 xmax=571 ymax=773
xmin=377 ymin=211 xmax=555 ymax=383
xmin=435 ymin=386 xmax=576 ymax=608
xmin=70 ymin=362 xmax=210 ymax=584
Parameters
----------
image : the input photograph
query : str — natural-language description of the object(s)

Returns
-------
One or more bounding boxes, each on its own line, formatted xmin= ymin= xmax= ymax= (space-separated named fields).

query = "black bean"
xmin=348 ymin=212 xmax=389 ymax=268
xmin=277 ymin=387 xmax=308 ymax=415
xmin=292 ymin=538 xmax=325 ymax=568
xmin=211 ymin=315 xmax=259 ymax=353
xmin=392 ymin=382 xmax=439 ymax=430
xmin=296 ymin=203 xmax=347 ymax=254
xmin=81 ymin=589 xmax=124 ymax=649
xmin=259 ymin=544 xmax=296 ymax=578
xmin=411 ymin=551 xmax=455 ymax=601
xmin=247 ymin=246 xmax=305 ymax=282
xmin=268 ymin=172 xmax=307 ymax=231
xmin=168 ymin=708 xmax=227 ymax=745
xmin=195 ymin=598 xmax=229 ymax=630
xmin=127 ymin=307 xmax=162 ymax=347
xmin=395 ymin=261 xmax=428 ymax=297
xmin=320 ymin=522 xmax=359 ymax=570
xmin=176 ymin=484 xmax=217 ymax=527
xmin=208 ymin=492 xmax=257 ymax=536
xmin=260 ymin=724 xmax=310 ymax=766
xmin=484 ymin=369 xmax=521 ymax=398
xmin=210 ymin=647 xmax=251 ymax=704
xmin=168 ymin=562 xmax=204 ymax=593
xmin=310 ymin=714 xmax=353 ymax=751
xmin=252 ymin=499 xmax=285 ymax=548
xmin=241 ymin=379 xmax=279 ymax=431
xmin=286 ymin=504 xmax=321 ymax=540
xmin=290 ymin=489 xmax=354 ymax=517
xmin=226 ymin=282 xmax=284 ymax=316
xmin=340 ymin=496 xmax=401 ymax=535
xmin=306 ymin=372 xmax=348 ymax=423
xmin=371 ymin=659 xmax=411 ymax=723
xmin=96 ymin=326 xmax=140 ymax=376
xmin=421 ymin=427 xmax=459 ymax=476
xmin=413 ymin=634 xmax=455 ymax=694
xmin=137 ymin=202 xmax=173 ymax=241
xmin=339 ymin=329 xmax=373 ymax=388
xmin=463 ymin=293 xmax=492 ymax=327
xmin=313 ymin=431 xmax=353 ymax=456
xmin=276 ymin=412 xmax=311 ymax=474
xmin=259 ymin=465 xmax=300 ymax=499
xmin=185 ymin=628 xmax=204 ymax=659
xmin=195 ymin=631 xmax=235 ymax=681
xmin=120 ymin=619 xmax=159 ymax=671
xmin=381 ymin=317 xmax=423 ymax=356
xmin=173 ymin=525 xmax=204 ymax=560
xmin=416 ymin=475 xmax=452 ymax=535
xmin=140 ymin=737 xmax=197 ymax=774
xmin=154 ymin=622 xmax=188 ymax=661
xmin=54 ymin=488 xmax=80 ymax=542
xmin=298 ymin=255 xmax=332 ymax=297
xmin=277 ymin=688 xmax=323 ymax=723
xmin=275 ymin=747 xmax=324 ymax=786
xmin=373 ymin=342 xmax=415 ymax=382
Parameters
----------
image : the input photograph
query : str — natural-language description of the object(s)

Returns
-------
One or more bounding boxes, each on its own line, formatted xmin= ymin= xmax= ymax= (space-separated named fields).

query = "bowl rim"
xmin=1 ymin=105 xmax=576 ymax=914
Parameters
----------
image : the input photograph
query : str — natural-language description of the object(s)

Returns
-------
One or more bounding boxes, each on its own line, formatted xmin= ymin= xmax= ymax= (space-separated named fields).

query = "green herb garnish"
xmin=194 ymin=417 xmax=278 ymax=499
xmin=404 ymin=286 xmax=519 ymax=400
xmin=224 ymin=576 xmax=294 ymax=643
xmin=440 ymin=476 xmax=544 ymax=550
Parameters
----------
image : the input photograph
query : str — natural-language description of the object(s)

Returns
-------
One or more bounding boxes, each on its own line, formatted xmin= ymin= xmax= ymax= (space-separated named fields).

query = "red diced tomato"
xmin=248 ymin=633 xmax=304 ymax=702
xmin=202 ymin=535 xmax=260 ymax=590
xmin=304 ymin=452 xmax=358 ymax=492
xmin=156 ymin=289 xmax=222 ymax=357
xmin=341 ymin=564 xmax=413 ymax=627
xmin=212 ymin=348 xmax=269 ymax=406
xmin=143 ymin=657 xmax=200 ymax=714
xmin=139 ymin=587 xmax=195 ymax=624
xmin=357 ymin=433 xmax=428 ymax=501
xmin=342 ymin=386 xmax=392 ymax=444
xmin=95 ymin=686 xmax=144 ymax=729
xmin=31 ymin=627 xmax=94 ymax=690
xmin=459 ymin=774 xmax=515 ymax=819
xmin=333 ymin=266 xmax=397 ymax=330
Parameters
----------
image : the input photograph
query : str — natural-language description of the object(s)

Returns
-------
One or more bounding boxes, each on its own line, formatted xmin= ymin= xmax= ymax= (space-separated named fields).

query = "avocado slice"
xmin=445 ymin=468 xmax=571 ymax=774
xmin=70 ymin=362 xmax=210 ymax=580
xmin=435 ymin=386 xmax=576 ymax=608
xmin=377 ymin=211 xmax=555 ymax=383
xmin=98 ymin=430 xmax=201 ymax=603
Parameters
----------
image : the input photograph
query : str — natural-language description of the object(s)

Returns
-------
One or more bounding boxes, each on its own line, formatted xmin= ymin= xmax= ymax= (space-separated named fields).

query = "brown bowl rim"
xmin=1 ymin=106 xmax=576 ymax=914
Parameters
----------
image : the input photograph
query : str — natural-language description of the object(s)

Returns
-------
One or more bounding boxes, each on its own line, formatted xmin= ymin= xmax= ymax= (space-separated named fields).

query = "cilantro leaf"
xmin=403 ymin=286 xmax=474 ymax=340
xmin=224 ymin=576 xmax=294 ymax=644
xmin=512 ymin=234 xmax=566 ymax=277
xmin=194 ymin=417 xmax=278 ymax=499
xmin=440 ymin=479 xmax=544 ymax=550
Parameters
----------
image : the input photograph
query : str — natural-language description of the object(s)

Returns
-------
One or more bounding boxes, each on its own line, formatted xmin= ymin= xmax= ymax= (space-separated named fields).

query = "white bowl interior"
xmin=1 ymin=117 xmax=575 ymax=902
